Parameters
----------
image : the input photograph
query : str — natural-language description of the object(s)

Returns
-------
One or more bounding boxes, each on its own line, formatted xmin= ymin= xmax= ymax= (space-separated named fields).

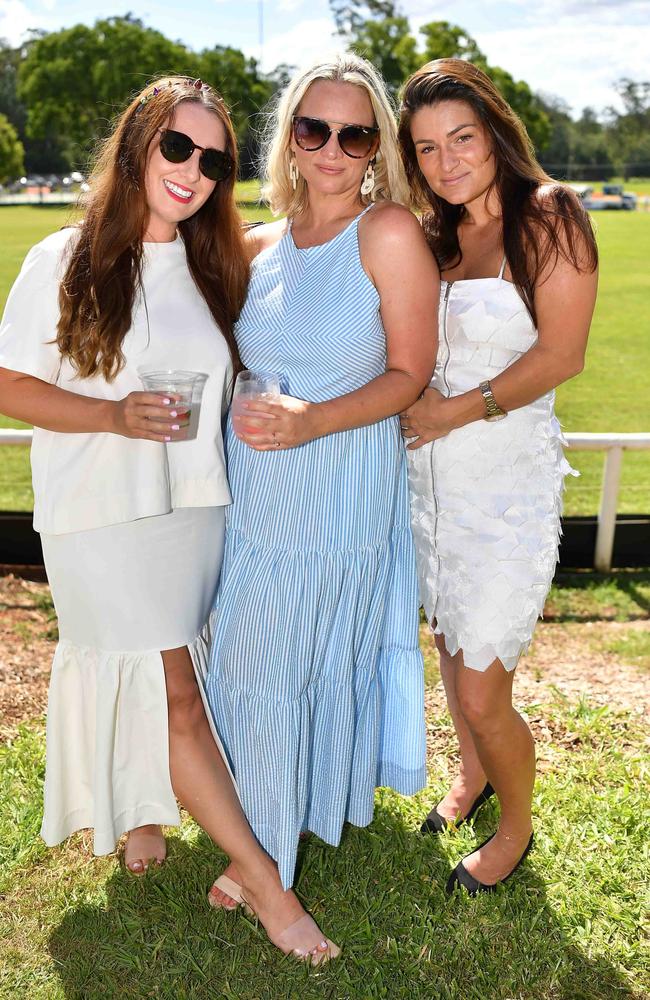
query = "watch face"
xmin=485 ymin=411 xmax=507 ymax=422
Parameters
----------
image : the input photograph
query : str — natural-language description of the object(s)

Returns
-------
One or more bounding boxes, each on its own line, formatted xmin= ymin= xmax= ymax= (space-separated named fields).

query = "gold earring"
xmin=289 ymin=154 xmax=299 ymax=191
xmin=360 ymin=160 xmax=376 ymax=199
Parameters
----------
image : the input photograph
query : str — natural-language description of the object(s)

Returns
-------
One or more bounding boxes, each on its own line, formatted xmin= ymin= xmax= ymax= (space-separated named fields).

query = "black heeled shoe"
xmin=446 ymin=831 xmax=534 ymax=896
xmin=420 ymin=782 xmax=495 ymax=835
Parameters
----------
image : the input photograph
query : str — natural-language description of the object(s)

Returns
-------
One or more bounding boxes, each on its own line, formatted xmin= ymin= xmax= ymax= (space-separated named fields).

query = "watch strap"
xmin=479 ymin=380 xmax=507 ymax=419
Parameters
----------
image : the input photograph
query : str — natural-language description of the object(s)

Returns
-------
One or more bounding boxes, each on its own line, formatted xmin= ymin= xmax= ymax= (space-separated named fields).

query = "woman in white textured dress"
xmin=0 ymin=76 xmax=338 ymax=962
xmin=397 ymin=59 xmax=598 ymax=894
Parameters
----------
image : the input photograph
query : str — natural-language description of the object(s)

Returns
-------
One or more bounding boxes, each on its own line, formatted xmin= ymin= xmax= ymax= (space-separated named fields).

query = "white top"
xmin=0 ymin=227 xmax=232 ymax=534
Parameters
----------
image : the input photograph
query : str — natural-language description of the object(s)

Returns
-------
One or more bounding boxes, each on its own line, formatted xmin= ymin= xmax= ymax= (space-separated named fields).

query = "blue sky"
xmin=2 ymin=0 xmax=649 ymax=116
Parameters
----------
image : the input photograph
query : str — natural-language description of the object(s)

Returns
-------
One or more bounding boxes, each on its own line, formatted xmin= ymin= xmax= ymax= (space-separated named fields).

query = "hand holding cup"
xmin=115 ymin=370 xmax=201 ymax=443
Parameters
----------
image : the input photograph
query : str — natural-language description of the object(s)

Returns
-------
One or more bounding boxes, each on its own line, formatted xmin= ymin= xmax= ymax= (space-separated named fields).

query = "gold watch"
xmin=478 ymin=380 xmax=507 ymax=421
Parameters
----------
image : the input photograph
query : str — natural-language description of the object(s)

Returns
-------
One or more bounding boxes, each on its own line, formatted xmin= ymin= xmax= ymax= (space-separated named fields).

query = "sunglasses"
xmin=158 ymin=128 xmax=234 ymax=182
xmin=292 ymin=116 xmax=380 ymax=159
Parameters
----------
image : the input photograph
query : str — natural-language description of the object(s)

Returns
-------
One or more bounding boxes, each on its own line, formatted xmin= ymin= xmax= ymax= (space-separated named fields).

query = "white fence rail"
xmin=563 ymin=433 xmax=650 ymax=571
xmin=1 ymin=429 xmax=649 ymax=572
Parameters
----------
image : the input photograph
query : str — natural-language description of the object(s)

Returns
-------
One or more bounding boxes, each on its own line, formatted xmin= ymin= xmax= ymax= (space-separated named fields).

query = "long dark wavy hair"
xmin=57 ymin=76 xmax=248 ymax=381
xmin=398 ymin=59 xmax=598 ymax=325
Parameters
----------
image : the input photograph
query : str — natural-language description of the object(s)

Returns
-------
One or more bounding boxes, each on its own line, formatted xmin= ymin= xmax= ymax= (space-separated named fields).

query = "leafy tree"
xmin=18 ymin=16 xmax=197 ymax=170
xmin=536 ymin=94 xmax=575 ymax=176
xmin=0 ymin=37 xmax=25 ymax=129
xmin=16 ymin=17 xmax=283 ymax=176
xmin=331 ymin=0 xmax=398 ymax=37
xmin=329 ymin=2 xmax=550 ymax=147
xmin=349 ymin=15 xmax=419 ymax=94
xmin=0 ymin=111 xmax=24 ymax=182
xmin=419 ymin=20 xmax=483 ymax=63
xmin=198 ymin=46 xmax=274 ymax=175
xmin=606 ymin=79 xmax=650 ymax=178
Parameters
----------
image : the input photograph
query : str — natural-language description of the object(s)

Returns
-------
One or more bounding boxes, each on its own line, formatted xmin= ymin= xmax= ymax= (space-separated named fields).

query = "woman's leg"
xmin=160 ymin=645 xmax=334 ymax=960
xmin=453 ymin=656 xmax=535 ymax=881
xmin=433 ymin=634 xmax=489 ymax=821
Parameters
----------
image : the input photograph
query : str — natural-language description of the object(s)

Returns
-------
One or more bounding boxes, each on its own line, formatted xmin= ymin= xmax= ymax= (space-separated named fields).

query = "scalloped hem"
xmin=434 ymin=622 xmax=526 ymax=672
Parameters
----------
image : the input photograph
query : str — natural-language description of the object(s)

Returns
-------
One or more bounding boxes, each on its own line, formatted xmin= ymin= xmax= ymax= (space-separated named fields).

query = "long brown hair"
xmin=398 ymin=59 xmax=598 ymax=324
xmin=57 ymin=76 xmax=248 ymax=381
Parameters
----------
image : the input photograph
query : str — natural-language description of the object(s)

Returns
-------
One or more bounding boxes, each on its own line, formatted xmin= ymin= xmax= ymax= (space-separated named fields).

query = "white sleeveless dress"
xmin=407 ymin=261 xmax=576 ymax=671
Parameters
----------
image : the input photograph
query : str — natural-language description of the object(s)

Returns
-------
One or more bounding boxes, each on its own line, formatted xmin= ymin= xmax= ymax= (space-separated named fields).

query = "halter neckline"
xmin=287 ymin=204 xmax=374 ymax=252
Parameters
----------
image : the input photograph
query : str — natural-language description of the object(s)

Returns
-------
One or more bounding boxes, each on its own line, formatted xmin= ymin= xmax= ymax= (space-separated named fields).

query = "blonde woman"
xmin=206 ymin=54 xmax=439 ymax=908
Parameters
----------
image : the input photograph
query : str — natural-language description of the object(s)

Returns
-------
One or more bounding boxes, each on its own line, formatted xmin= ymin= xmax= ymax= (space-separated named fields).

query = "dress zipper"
xmin=440 ymin=281 xmax=454 ymax=398
xmin=427 ymin=280 xmax=454 ymax=624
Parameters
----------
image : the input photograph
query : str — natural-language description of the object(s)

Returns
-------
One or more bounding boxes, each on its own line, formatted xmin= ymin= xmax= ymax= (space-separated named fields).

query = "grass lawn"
xmin=0 ymin=192 xmax=649 ymax=515
xmin=1 ymin=567 xmax=648 ymax=1000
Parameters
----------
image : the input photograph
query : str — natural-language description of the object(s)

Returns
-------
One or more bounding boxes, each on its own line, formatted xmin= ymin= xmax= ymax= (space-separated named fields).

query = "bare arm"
xmin=237 ymin=205 xmax=439 ymax=450
xmin=402 ymin=215 xmax=598 ymax=448
xmin=0 ymin=368 xmax=188 ymax=442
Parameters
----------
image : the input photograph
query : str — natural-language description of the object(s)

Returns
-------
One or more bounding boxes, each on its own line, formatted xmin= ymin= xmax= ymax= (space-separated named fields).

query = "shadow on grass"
xmin=48 ymin=799 xmax=637 ymax=1000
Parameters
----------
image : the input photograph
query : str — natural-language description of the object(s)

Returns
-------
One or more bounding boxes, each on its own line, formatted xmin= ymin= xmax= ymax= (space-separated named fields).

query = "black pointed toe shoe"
xmin=420 ymin=783 xmax=495 ymax=835
xmin=445 ymin=831 xmax=534 ymax=896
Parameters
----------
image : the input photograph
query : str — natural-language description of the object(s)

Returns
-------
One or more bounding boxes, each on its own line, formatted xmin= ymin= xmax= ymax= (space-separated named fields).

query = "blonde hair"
xmin=261 ymin=53 xmax=410 ymax=216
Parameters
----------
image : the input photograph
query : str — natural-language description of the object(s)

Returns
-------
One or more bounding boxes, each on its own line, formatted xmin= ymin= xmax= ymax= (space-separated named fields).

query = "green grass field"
xmin=1 ymin=569 xmax=648 ymax=998
xmin=1 ymin=188 xmax=649 ymax=514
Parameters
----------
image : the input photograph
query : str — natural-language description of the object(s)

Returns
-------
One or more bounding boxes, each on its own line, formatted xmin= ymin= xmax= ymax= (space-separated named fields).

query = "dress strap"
xmin=497 ymin=255 xmax=507 ymax=280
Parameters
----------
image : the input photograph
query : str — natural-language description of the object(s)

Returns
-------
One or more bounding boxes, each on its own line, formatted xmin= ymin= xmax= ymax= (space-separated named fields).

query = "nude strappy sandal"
xmin=208 ymin=877 xmax=340 ymax=964
xmin=208 ymin=874 xmax=248 ymax=912
xmin=269 ymin=912 xmax=341 ymax=965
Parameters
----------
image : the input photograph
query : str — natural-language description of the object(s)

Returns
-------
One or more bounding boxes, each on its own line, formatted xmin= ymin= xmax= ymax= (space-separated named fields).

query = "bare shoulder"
xmin=359 ymin=201 xmax=428 ymax=257
xmin=244 ymin=218 xmax=288 ymax=261
xmin=361 ymin=200 xmax=422 ymax=238
xmin=359 ymin=202 xmax=438 ymax=289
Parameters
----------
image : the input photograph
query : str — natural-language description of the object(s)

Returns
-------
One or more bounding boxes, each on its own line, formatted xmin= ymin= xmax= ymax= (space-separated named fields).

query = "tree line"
xmin=0 ymin=7 xmax=648 ymax=186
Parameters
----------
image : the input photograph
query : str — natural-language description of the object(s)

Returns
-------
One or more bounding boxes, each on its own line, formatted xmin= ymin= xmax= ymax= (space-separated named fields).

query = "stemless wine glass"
xmin=231 ymin=370 xmax=281 ymax=440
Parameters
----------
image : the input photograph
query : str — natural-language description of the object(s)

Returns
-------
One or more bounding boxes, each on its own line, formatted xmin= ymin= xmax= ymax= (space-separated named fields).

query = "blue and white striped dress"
xmin=206 ymin=207 xmax=426 ymax=888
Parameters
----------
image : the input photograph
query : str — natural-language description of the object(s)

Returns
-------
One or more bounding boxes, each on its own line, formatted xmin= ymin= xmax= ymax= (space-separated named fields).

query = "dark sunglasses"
xmin=158 ymin=128 xmax=234 ymax=182
xmin=292 ymin=116 xmax=380 ymax=159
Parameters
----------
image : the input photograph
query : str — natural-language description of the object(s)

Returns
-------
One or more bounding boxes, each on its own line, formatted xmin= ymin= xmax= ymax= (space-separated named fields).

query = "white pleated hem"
xmin=40 ymin=617 xmax=237 ymax=856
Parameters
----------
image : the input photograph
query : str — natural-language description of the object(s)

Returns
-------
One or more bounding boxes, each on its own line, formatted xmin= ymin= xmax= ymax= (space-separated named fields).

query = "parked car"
xmin=569 ymin=182 xmax=637 ymax=211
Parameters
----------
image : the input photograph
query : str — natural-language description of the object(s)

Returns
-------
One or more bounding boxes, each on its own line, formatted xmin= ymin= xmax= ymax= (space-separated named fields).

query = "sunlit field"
xmin=1 ymin=187 xmax=649 ymax=515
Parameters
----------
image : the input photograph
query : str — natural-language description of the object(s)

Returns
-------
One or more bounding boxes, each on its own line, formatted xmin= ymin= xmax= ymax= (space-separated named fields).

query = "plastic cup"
xmin=138 ymin=369 xmax=203 ymax=442
xmin=231 ymin=370 xmax=281 ymax=440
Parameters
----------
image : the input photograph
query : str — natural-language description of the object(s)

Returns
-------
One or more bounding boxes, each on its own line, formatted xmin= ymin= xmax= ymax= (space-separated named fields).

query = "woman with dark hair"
xmin=397 ymin=59 xmax=598 ymax=894
xmin=0 ymin=76 xmax=338 ymax=962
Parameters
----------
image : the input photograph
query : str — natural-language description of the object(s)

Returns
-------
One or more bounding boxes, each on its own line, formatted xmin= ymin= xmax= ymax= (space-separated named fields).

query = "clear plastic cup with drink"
xmin=231 ymin=370 xmax=281 ymax=441
xmin=138 ymin=369 xmax=203 ymax=442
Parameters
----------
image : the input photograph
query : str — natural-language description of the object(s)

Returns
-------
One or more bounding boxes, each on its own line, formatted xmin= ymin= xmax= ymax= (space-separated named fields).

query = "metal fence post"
xmin=594 ymin=446 xmax=623 ymax=572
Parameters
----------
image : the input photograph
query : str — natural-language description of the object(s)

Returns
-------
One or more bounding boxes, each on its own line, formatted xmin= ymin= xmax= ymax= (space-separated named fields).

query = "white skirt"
xmin=40 ymin=505 xmax=228 ymax=854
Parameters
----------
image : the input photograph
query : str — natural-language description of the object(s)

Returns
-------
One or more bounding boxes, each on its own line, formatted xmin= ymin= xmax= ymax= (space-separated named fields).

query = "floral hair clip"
xmin=138 ymin=80 xmax=178 ymax=107
xmin=139 ymin=88 xmax=158 ymax=107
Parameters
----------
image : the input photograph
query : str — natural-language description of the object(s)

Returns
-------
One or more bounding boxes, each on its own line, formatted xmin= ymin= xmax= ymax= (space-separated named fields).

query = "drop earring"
xmin=360 ymin=159 xmax=376 ymax=199
xmin=289 ymin=154 xmax=299 ymax=191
